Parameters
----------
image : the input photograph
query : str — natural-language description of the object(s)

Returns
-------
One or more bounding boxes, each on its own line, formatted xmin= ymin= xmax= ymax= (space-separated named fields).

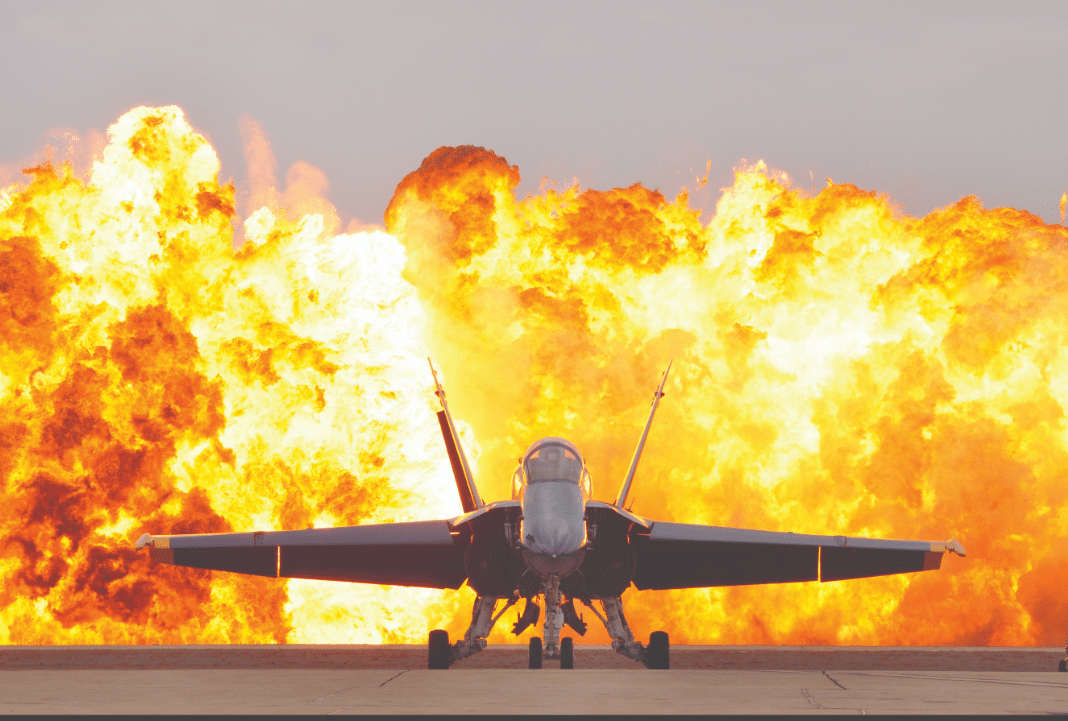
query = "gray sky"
xmin=2 ymin=0 xmax=1066 ymax=226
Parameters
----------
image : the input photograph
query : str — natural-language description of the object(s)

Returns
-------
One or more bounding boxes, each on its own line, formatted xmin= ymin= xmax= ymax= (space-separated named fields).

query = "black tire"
xmin=1059 ymin=658 xmax=1067 ymax=672
xmin=560 ymin=637 xmax=575 ymax=669
xmin=528 ymin=636 xmax=543 ymax=669
xmin=428 ymin=629 xmax=450 ymax=669
xmin=647 ymin=630 xmax=669 ymax=669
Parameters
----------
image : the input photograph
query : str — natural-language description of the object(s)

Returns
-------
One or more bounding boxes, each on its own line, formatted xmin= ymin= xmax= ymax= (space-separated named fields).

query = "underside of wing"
xmin=631 ymin=521 xmax=964 ymax=590
xmin=139 ymin=519 xmax=469 ymax=589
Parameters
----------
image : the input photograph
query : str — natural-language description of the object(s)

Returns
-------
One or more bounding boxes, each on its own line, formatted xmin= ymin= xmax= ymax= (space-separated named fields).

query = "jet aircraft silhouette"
xmin=136 ymin=361 xmax=966 ymax=669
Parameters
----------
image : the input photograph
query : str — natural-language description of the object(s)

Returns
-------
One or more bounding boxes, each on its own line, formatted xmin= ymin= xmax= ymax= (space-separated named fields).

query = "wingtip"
xmin=134 ymin=533 xmax=152 ymax=550
xmin=933 ymin=538 xmax=965 ymax=557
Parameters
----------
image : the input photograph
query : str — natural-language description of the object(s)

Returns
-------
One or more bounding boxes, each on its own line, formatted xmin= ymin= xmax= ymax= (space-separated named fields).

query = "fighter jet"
xmin=135 ymin=361 xmax=966 ymax=669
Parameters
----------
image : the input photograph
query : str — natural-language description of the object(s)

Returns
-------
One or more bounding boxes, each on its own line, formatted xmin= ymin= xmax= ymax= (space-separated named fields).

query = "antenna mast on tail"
xmin=429 ymin=359 xmax=484 ymax=512
xmin=614 ymin=361 xmax=672 ymax=510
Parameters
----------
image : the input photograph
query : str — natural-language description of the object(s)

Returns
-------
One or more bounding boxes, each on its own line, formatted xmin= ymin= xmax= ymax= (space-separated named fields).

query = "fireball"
xmin=1 ymin=106 xmax=1065 ymax=646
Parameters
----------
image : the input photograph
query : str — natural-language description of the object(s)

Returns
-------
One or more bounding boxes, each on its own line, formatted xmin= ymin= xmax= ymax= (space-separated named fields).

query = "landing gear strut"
xmin=525 ymin=575 xmax=583 ymax=668
xmin=541 ymin=575 xmax=564 ymax=659
xmin=428 ymin=594 xmax=515 ymax=668
xmin=582 ymin=596 xmax=670 ymax=669
xmin=428 ymin=588 xmax=668 ymax=670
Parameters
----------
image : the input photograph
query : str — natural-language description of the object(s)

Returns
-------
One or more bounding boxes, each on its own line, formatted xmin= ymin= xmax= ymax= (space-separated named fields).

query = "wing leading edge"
xmin=135 ymin=519 xmax=467 ymax=589
xmin=630 ymin=520 xmax=966 ymax=590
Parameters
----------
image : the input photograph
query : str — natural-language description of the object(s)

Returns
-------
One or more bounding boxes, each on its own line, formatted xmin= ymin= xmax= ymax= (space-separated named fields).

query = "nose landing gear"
xmin=541 ymin=575 xmax=564 ymax=659
xmin=526 ymin=635 xmax=575 ymax=669
xmin=529 ymin=575 xmax=579 ymax=668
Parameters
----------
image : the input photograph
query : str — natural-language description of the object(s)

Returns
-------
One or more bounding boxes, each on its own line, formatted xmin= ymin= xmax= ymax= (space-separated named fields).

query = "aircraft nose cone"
xmin=521 ymin=482 xmax=585 ymax=556
xmin=532 ymin=515 xmax=577 ymax=556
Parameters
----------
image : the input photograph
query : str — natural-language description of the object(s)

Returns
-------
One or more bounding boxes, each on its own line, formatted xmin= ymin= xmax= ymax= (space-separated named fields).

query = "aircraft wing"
xmin=135 ymin=519 xmax=468 ymax=589
xmin=630 ymin=520 xmax=965 ymax=590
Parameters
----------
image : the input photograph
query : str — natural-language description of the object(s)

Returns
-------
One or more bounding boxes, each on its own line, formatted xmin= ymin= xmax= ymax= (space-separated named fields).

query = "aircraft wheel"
xmin=1059 ymin=658 xmax=1067 ymax=672
xmin=428 ymin=629 xmax=450 ymax=669
xmin=528 ymin=636 xmax=543 ymax=669
xmin=560 ymin=637 xmax=575 ymax=669
xmin=647 ymin=631 xmax=669 ymax=669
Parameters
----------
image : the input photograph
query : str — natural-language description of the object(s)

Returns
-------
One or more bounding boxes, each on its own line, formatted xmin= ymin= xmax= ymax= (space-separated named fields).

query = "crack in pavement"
xmin=309 ymin=669 xmax=410 ymax=709
xmin=0 ymin=701 xmax=49 ymax=705
xmin=843 ymin=672 xmax=1068 ymax=688
xmin=378 ymin=671 xmax=408 ymax=687
xmin=801 ymin=688 xmax=823 ymax=709
xmin=309 ymin=686 xmax=359 ymax=706
xmin=309 ymin=666 xmax=412 ymax=709
xmin=822 ymin=670 xmax=847 ymax=689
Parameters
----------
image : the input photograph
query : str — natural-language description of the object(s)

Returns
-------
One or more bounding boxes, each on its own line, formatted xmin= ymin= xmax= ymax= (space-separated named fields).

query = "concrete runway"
xmin=1 ymin=646 xmax=1065 ymax=715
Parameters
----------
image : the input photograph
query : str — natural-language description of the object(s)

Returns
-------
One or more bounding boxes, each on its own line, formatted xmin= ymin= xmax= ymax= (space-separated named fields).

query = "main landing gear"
xmin=428 ymin=629 xmax=450 ymax=670
xmin=427 ymin=586 xmax=670 ymax=669
xmin=559 ymin=637 xmax=575 ymax=669
xmin=646 ymin=630 xmax=669 ymax=670
xmin=528 ymin=636 xmax=542 ymax=669
xmin=582 ymin=595 xmax=670 ymax=669
xmin=427 ymin=594 xmax=515 ymax=669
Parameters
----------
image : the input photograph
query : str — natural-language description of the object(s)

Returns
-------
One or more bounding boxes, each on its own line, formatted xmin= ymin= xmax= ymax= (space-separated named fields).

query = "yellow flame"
xmin=1 ymin=108 xmax=1067 ymax=647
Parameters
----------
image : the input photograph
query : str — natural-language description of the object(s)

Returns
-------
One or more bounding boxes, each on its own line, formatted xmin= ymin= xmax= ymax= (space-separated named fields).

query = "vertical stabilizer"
xmin=614 ymin=362 xmax=672 ymax=509
xmin=429 ymin=359 xmax=484 ymax=513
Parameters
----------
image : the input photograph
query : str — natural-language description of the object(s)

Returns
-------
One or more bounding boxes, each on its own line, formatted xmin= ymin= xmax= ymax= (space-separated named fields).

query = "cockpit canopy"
xmin=511 ymin=437 xmax=592 ymax=500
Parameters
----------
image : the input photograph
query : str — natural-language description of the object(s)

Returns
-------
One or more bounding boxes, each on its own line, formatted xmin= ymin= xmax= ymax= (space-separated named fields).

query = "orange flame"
xmin=2 ymin=107 xmax=1067 ymax=647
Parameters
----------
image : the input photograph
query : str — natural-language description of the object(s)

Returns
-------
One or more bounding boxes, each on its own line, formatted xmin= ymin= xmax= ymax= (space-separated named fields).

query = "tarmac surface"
xmin=0 ymin=645 xmax=1065 ymax=715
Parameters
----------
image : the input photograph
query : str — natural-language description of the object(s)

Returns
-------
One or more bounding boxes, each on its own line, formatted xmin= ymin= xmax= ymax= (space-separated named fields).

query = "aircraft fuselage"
xmin=516 ymin=437 xmax=589 ymax=581
xmin=520 ymin=481 xmax=587 ymax=578
xmin=454 ymin=436 xmax=642 ymax=601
